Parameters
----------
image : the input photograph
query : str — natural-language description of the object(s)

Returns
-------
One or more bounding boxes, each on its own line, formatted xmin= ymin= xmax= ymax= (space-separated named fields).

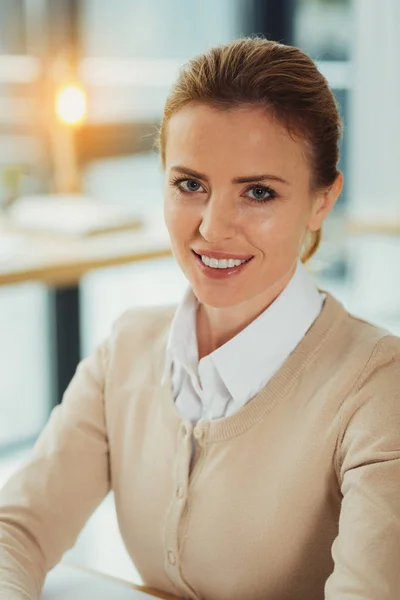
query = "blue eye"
xmin=170 ymin=177 xmax=203 ymax=193
xmin=246 ymin=185 xmax=277 ymax=203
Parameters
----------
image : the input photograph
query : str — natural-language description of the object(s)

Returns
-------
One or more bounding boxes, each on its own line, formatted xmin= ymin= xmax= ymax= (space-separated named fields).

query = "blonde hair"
xmin=155 ymin=36 xmax=343 ymax=263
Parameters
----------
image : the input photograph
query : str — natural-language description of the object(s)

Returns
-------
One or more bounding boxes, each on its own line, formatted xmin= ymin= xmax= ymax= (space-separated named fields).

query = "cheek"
xmin=164 ymin=196 xmax=198 ymax=244
xmin=164 ymin=196 xmax=181 ymax=233
xmin=249 ymin=206 xmax=307 ymax=255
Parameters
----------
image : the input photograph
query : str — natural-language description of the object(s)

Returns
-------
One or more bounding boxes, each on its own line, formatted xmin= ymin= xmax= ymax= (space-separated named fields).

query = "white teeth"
xmin=200 ymin=255 xmax=249 ymax=269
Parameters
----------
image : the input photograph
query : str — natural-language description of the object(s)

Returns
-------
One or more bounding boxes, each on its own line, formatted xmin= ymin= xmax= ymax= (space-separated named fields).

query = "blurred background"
xmin=0 ymin=0 xmax=399 ymax=585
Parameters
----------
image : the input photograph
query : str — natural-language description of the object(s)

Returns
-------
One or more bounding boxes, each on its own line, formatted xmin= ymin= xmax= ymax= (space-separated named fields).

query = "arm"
xmin=0 ymin=339 xmax=111 ymax=599
xmin=325 ymin=337 xmax=400 ymax=599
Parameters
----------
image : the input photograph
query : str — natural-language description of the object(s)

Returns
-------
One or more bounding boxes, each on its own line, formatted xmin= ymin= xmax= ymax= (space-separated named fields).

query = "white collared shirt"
xmin=162 ymin=260 xmax=326 ymax=424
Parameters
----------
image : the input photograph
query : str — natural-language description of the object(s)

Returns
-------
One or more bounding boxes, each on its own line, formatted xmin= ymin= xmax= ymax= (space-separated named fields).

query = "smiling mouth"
xmin=192 ymin=250 xmax=254 ymax=270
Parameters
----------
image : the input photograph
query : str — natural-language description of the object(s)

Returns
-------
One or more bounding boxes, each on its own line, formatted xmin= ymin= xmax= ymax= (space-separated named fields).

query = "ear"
xmin=307 ymin=172 xmax=344 ymax=231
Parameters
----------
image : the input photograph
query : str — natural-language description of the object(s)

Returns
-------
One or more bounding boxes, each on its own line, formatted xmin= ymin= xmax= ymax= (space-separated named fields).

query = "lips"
xmin=191 ymin=249 xmax=254 ymax=279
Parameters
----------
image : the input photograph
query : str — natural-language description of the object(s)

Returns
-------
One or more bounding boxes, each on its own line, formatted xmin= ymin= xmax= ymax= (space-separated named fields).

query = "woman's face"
xmin=163 ymin=104 xmax=341 ymax=309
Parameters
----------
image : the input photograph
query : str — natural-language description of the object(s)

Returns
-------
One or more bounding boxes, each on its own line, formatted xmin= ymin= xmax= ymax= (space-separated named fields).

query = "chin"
xmin=192 ymin=286 xmax=246 ymax=309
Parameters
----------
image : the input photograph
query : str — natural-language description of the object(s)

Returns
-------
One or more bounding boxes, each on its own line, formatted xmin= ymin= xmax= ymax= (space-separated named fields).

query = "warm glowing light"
xmin=56 ymin=85 xmax=86 ymax=125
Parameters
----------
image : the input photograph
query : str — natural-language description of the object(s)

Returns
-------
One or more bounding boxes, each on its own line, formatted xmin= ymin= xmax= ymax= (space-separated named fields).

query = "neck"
xmin=196 ymin=262 xmax=298 ymax=360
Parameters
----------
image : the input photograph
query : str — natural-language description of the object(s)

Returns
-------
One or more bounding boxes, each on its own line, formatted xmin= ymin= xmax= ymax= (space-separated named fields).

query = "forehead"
xmin=164 ymin=104 xmax=309 ymax=179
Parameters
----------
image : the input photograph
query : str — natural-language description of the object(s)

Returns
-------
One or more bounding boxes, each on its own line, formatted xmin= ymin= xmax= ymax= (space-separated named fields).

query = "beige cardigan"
xmin=0 ymin=291 xmax=400 ymax=600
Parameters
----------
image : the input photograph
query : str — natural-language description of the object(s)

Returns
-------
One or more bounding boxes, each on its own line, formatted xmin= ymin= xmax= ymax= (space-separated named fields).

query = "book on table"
xmin=6 ymin=194 xmax=143 ymax=238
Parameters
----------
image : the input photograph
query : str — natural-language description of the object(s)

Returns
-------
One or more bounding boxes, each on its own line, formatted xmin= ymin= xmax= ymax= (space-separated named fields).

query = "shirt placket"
xmin=199 ymin=358 xmax=232 ymax=420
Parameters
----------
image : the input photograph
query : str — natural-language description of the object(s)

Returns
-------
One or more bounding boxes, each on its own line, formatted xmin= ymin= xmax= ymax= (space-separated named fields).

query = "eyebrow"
xmin=170 ymin=165 xmax=290 ymax=186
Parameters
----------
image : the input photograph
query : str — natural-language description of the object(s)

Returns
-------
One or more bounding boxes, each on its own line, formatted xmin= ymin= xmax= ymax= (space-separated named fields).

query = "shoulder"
xmin=337 ymin=297 xmax=400 ymax=391
xmin=334 ymin=329 xmax=400 ymax=481
xmin=112 ymin=303 xmax=177 ymax=338
xmin=94 ymin=303 xmax=177 ymax=388
xmin=321 ymin=292 xmax=399 ymax=380
xmin=100 ymin=303 xmax=176 ymax=365
xmin=109 ymin=305 xmax=176 ymax=350
xmin=329 ymin=290 xmax=400 ymax=407
xmin=357 ymin=333 xmax=400 ymax=380
xmin=316 ymin=294 xmax=400 ymax=460
xmin=350 ymin=332 xmax=400 ymax=403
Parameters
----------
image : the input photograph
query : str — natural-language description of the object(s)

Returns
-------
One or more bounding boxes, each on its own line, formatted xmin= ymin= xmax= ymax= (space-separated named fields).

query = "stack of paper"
xmin=7 ymin=194 xmax=142 ymax=238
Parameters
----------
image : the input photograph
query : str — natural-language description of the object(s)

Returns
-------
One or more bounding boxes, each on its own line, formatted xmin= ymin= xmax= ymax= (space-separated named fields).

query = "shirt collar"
xmin=161 ymin=284 xmax=198 ymax=384
xmin=162 ymin=260 xmax=324 ymax=400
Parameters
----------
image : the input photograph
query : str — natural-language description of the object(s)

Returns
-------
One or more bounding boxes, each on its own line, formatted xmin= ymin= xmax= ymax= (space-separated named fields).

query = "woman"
xmin=1 ymin=37 xmax=400 ymax=600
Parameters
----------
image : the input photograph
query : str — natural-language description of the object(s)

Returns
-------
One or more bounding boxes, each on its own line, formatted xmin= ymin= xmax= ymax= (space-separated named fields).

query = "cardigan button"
xmin=193 ymin=427 xmax=204 ymax=441
xmin=177 ymin=485 xmax=185 ymax=499
xmin=168 ymin=551 xmax=176 ymax=565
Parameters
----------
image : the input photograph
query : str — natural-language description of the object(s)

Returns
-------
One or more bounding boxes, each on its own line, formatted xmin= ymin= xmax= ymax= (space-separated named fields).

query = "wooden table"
xmin=43 ymin=561 xmax=179 ymax=599
xmin=0 ymin=216 xmax=172 ymax=404
xmin=346 ymin=218 xmax=400 ymax=236
xmin=0 ymin=216 xmax=172 ymax=287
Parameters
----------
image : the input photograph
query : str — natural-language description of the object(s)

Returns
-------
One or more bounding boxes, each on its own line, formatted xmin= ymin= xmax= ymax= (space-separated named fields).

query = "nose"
xmin=198 ymin=195 xmax=238 ymax=243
